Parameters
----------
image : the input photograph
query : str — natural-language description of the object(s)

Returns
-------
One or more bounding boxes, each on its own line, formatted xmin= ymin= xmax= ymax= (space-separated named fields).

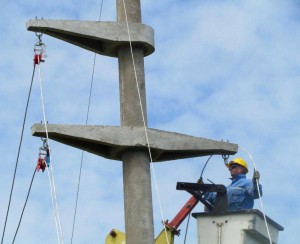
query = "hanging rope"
xmin=0 ymin=62 xmax=36 ymax=244
xmin=239 ymin=145 xmax=272 ymax=244
xmin=37 ymin=52 xmax=64 ymax=244
xmin=70 ymin=1 xmax=105 ymax=243
xmin=121 ymin=1 xmax=170 ymax=243
xmin=12 ymin=168 xmax=37 ymax=244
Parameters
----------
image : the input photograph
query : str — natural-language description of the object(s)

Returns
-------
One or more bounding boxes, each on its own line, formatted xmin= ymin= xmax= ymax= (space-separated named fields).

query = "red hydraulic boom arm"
xmin=164 ymin=196 xmax=198 ymax=235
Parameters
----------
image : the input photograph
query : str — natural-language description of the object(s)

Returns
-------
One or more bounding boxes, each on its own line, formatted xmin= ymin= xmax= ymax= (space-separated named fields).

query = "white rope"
xmin=37 ymin=61 xmax=65 ymax=244
xmin=49 ymin=152 xmax=65 ymax=244
xmin=45 ymin=165 xmax=61 ymax=244
xmin=239 ymin=145 xmax=272 ymax=244
xmin=121 ymin=1 xmax=170 ymax=243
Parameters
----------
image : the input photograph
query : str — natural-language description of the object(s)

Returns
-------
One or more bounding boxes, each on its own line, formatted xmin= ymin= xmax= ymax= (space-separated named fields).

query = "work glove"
xmin=252 ymin=170 xmax=260 ymax=181
xmin=197 ymin=177 xmax=204 ymax=184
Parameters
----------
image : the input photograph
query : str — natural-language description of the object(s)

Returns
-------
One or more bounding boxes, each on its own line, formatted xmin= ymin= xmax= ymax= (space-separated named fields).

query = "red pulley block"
xmin=34 ymin=54 xmax=42 ymax=64
xmin=36 ymin=157 xmax=46 ymax=172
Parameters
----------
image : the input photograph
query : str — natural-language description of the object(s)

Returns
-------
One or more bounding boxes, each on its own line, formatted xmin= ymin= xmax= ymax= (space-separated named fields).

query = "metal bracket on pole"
xmin=31 ymin=124 xmax=238 ymax=162
xmin=176 ymin=182 xmax=228 ymax=213
xmin=27 ymin=19 xmax=154 ymax=57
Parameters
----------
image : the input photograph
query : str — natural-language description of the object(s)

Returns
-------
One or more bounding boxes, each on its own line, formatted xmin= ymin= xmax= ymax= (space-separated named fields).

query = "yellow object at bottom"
xmin=105 ymin=228 xmax=174 ymax=244
xmin=155 ymin=228 xmax=174 ymax=244
xmin=105 ymin=229 xmax=126 ymax=244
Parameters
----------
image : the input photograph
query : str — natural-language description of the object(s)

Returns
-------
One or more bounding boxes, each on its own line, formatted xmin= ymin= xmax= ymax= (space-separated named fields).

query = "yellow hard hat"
xmin=226 ymin=158 xmax=248 ymax=173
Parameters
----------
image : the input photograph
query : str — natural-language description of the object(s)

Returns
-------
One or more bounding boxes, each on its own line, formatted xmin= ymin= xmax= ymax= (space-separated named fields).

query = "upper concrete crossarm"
xmin=26 ymin=19 xmax=155 ymax=57
xmin=31 ymin=124 xmax=238 ymax=162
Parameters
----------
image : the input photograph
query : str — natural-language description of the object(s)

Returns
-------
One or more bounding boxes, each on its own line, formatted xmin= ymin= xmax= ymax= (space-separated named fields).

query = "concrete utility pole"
xmin=117 ymin=1 xmax=154 ymax=242
xmin=27 ymin=1 xmax=238 ymax=243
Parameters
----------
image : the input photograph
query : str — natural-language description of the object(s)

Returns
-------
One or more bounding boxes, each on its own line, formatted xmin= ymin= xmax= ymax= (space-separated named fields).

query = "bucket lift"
xmin=105 ymin=181 xmax=283 ymax=244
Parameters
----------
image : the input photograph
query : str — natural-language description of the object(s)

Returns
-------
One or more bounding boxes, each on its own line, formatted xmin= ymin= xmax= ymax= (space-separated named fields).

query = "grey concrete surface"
xmin=117 ymin=1 xmax=154 ymax=242
xmin=27 ymin=19 xmax=155 ymax=57
xmin=32 ymin=124 xmax=238 ymax=162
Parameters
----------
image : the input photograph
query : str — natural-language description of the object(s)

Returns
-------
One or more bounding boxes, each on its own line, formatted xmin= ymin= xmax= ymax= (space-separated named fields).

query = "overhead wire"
xmin=121 ymin=1 xmax=169 ymax=243
xmin=183 ymin=155 xmax=213 ymax=244
xmin=12 ymin=168 xmax=36 ymax=244
xmin=183 ymin=212 xmax=191 ymax=244
xmin=200 ymin=155 xmax=213 ymax=180
xmin=70 ymin=1 xmax=105 ymax=242
xmin=1 ymin=63 xmax=36 ymax=244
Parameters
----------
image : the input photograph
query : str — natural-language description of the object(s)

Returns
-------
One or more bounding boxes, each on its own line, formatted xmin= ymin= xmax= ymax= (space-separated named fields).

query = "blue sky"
xmin=1 ymin=0 xmax=299 ymax=243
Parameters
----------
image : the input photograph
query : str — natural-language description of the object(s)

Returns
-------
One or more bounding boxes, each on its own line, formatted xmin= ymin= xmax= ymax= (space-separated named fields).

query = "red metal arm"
xmin=164 ymin=196 xmax=199 ymax=234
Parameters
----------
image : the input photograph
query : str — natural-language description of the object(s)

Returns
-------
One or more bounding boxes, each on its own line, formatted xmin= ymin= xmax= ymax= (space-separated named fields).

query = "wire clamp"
xmin=222 ymin=154 xmax=229 ymax=165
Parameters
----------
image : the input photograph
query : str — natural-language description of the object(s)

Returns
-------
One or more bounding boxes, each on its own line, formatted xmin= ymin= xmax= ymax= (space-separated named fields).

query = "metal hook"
xmin=40 ymin=137 xmax=48 ymax=149
xmin=222 ymin=154 xmax=229 ymax=165
xmin=34 ymin=17 xmax=44 ymax=45
xmin=35 ymin=32 xmax=43 ymax=45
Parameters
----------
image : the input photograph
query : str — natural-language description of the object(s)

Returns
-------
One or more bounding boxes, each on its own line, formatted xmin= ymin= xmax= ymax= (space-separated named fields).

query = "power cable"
xmin=182 ymin=155 xmax=213 ymax=244
xmin=70 ymin=38 xmax=95 ymax=244
xmin=12 ymin=168 xmax=37 ymax=244
xmin=71 ymin=1 xmax=104 ymax=243
xmin=183 ymin=212 xmax=191 ymax=244
xmin=200 ymin=155 xmax=213 ymax=180
xmin=1 ymin=64 xmax=36 ymax=244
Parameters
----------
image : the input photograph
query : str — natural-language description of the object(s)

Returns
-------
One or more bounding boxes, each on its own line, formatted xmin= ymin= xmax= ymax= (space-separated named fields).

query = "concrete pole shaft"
xmin=118 ymin=47 xmax=147 ymax=126
xmin=117 ymin=0 xmax=154 ymax=243
xmin=122 ymin=151 xmax=154 ymax=244
xmin=117 ymin=0 xmax=141 ymax=22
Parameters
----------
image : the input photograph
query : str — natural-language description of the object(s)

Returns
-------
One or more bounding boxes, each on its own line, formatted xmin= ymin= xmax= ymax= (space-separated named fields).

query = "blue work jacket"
xmin=204 ymin=174 xmax=262 ymax=211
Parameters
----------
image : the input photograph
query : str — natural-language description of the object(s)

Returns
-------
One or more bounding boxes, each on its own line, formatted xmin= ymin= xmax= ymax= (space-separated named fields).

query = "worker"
xmin=203 ymin=158 xmax=262 ymax=211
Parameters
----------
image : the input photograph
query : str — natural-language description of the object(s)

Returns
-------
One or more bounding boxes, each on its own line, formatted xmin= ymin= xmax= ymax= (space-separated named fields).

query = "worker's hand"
xmin=253 ymin=170 xmax=260 ymax=181
xmin=197 ymin=177 xmax=204 ymax=184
